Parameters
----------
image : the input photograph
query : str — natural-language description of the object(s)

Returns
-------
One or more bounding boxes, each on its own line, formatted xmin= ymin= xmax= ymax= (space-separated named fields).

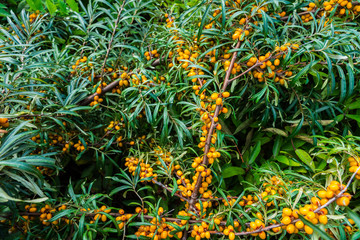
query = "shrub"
xmin=0 ymin=0 xmax=360 ymax=239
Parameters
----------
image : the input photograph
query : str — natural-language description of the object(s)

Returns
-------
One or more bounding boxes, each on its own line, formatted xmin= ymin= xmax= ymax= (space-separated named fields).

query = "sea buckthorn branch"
xmin=1 ymin=211 xmax=222 ymax=225
xmin=100 ymin=0 xmax=127 ymax=78
xmin=228 ymin=51 xmax=285 ymax=82
xmin=188 ymin=47 xmax=289 ymax=210
xmin=79 ymin=71 xmax=132 ymax=106
xmin=79 ymin=55 xmax=167 ymax=106
xmin=1 ymin=113 xmax=66 ymax=119
xmin=189 ymin=41 xmax=242 ymax=210
xmin=281 ymin=9 xmax=317 ymax=21
xmin=152 ymin=179 xmax=189 ymax=202
xmin=209 ymin=165 xmax=360 ymax=237
xmin=200 ymin=196 xmax=239 ymax=202
xmin=0 ymin=129 xmax=8 ymax=134
xmin=312 ymin=165 xmax=360 ymax=213
xmin=281 ymin=1 xmax=360 ymax=21
xmin=151 ymin=57 xmax=171 ymax=68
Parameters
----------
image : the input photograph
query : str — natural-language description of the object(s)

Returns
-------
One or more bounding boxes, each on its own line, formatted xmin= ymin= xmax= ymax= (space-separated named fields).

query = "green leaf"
xmin=66 ymin=0 xmax=79 ymax=12
xmin=33 ymin=0 xmax=44 ymax=10
xmin=0 ymin=187 xmax=47 ymax=202
xmin=25 ymin=0 xmax=37 ymax=10
xmin=222 ymin=167 xmax=245 ymax=178
xmin=109 ymin=185 xmax=131 ymax=197
xmin=172 ymin=178 xmax=178 ymax=197
xmin=263 ymin=128 xmax=288 ymax=137
xmin=346 ymin=63 xmax=354 ymax=98
xmin=197 ymin=4 xmax=211 ymax=41
xmin=288 ymin=115 xmax=304 ymax=139
xmin=233 ymin=118 xmax=252 ymax=135
xmin=0 ymin=8 xmax=10 ymax=16
xmin=272 ymin=135 xmax=282 ymax=157
xmin=248 ymin=141 xmax=261 ymax=164
xmin=45 ymin=0 xmax=57 ymax=15
xmin=220 ymin=0 xmax=226 ymax=32
xmin=348 ymin=101 xmax=360 ymax=110
xmin=49 ymin=209 xmax=74 ymax=222
xmin=336 ymin=65 xmax=346 ymax=103
xmin=275 ymin=155 xmax=301 ymax=167
xmin=293 ymin=61 xmax=313 ymax=83
xmin=347 ymin=114 xmax=360 ymax=123
xmin=295 ymin=149 xmax=315 ymax=172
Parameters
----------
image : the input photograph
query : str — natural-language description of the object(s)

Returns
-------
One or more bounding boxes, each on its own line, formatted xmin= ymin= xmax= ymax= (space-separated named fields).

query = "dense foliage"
xmin=1 ymin=0 xmax=360 ymax=239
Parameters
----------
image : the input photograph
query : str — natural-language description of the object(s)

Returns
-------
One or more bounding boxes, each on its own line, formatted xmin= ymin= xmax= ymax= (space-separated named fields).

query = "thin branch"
xmin=79 ymin=55 xmax=168 ymax=106
xmin=100 ymin=0 xmax=127 ymax=77
xmin=152 ymin=179 xmax=189 ymax=202
xmin=229 ymin=51 xmax=284 ymax=82
xmin=0 ymin=129 xmax=9 ymax=134
xmin=189 ymin=41 xmax=242 ymax=210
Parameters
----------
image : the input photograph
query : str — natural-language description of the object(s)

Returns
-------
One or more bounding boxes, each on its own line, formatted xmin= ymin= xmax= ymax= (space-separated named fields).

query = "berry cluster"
xmin=348 ymin=156 xmax=360 ymax=179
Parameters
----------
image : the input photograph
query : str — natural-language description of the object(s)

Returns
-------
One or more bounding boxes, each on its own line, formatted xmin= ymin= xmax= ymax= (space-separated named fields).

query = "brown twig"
xmin=79 ymin=56 xmax=164 ymax=106
xmin=281 ymin=9 xmax=316 ymax=21
xmin=228 ymin=51 xmax=285 ymax=82
xmin=152 ymin=179 xmax=189 ymax=202
xmin=0 ymin=129 xmax=8 ymax=134
xmin=189 ymin=41 xmax=242 ymax=210
xmin=100 ymin=0 xmax=127 ymax=77
xmin=79 ymin=79 xmax=122 ymax=106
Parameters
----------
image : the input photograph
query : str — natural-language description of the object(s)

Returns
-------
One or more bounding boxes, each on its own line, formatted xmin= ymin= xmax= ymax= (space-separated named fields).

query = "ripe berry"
xmin=222 ymin=92 xmax=230 ymax=98
xmin=286 ymin=224 xmax=295 ymax=234
xmin=304 ymin=225 xmax=313 ymax=234
xmin=211 ymin=93 xmax=219 ymax=100
xmin=295 ymin=220 xmax=304 ymax=229
xmin=306 ymin=211 xmax=315 ymax=220
xmin=283 ymin=208 xmax=292 ymax=216
xmin=281 ymin=216 xmax=291 ymax=225
xmin=319 ymin=215 xmax=328 ymax=225
xmin=229 ymin=232 xmax=235 ymax=240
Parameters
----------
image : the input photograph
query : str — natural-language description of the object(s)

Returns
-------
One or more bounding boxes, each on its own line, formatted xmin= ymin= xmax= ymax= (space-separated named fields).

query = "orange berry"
xmin=274 ymin=59 xmax=280 ymax=66
xmin=326 ymin=190 xmax=334 ymax=199
xmin=329 ymin=184 xmax=339 ymax=192
xmin=222 ymin=92 xmax=230 ymax=98
xmin=337 ymin=197 xmax=350 ymax=206
xmin=161 ymin=231 xmax=168 ymax=239
xmin=250 ymin=222 xmax=257 ymax=229
xmin=283 ymin=208 xmax=292 ymax=216
xmin=299 ymin=207 xmax=308 ymax=215
xmin=304 ymin=225 xmax=313 ymax=234
xmin=259 ymin=231 xmax=266 ymax=239
xmin=286 ymin=224 xmax=295 ymax=234
xmin=229 ymin=232 xmax=235 ymax=240
xmin=318 ymin=190 xmax=327 ymax=199
xmin=211 ymin=93 xmax=219 ymax=100
xmin=255 ymin=219 xmax=263 ymax=228
xmin=0 ymin=118 xmax=8 ymax=124
xmin=295 ymin=220 xmax=304 ymax=229
xmin=281 ymin=216 xmax=291 ymax=225
xmin=306 ymin=211 xmax=315 ymax=220
xmin=319 ymin=215 xmax=328 ymax=225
